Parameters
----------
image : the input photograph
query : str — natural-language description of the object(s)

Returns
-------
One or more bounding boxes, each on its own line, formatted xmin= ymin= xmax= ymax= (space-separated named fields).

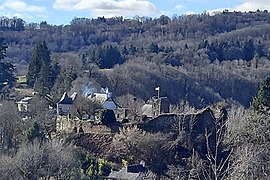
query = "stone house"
xmin=139 ymin=96 xmax=170 ymax=118
xmin=57 ymin=92 xmax=77 ymax=116
xmin=140 ymin=107 xmax=223 ymax=158
xmin=56 ymin=91 xmax=125 ymax=134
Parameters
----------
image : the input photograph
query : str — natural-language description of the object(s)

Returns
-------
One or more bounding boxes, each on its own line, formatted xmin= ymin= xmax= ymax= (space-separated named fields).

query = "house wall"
xmin=144 ymin=97 xmax=170 ymax=118
xmin=140 ymin=108 xmax=216 ymax=135
xmin=113 ymin=108 xmax=128 ymax=122
xmin=17 ymin=103 xmax=28 ymax=112
xmin=57 ymin=104 xmax=72 ymax=115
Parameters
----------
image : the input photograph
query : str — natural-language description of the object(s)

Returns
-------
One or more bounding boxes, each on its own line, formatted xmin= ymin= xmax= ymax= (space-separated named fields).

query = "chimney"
xmin=140 ymin=160 xmax=146 ymax=167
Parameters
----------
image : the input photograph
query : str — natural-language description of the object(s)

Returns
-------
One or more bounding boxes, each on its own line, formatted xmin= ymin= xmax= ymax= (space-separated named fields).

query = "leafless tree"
xmin=203 ymin=128 xmax=232 ymax=180
xmin=27 ymin=96 xmax=56 ymax=140
xmin=70 ymin=95 xmax=101 ymax=120
xmin=170 ymin=100 xmax=197 ymax=114
xmin=0 ymin=155 xmax=20 ymax=179
xmin=226 ymin=110 xmax=270 ymax=180
xmin=10 ymin=139 xmax=79 ymax=180
xmin=0 ymin=101 xmax=22 ymax=152
xmin=115 ymin=93 xmax=145 ymax=117
xmin=111 ymin=125 xmax=171 ymax=174
xmin=190 ymin=105 xmax=232 ymax=180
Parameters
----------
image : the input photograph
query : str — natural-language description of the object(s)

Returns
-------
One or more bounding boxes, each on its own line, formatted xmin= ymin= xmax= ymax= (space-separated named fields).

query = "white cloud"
xmin=53 ymin=0 xmax=160 ymax=17
xmin=4 ymin=0 xmax=46 ymax=13
xmin=232 ymin=0 xmax=270 ymax=12
xmin=0 ymin=0 xmax=47 ymax=22
xmin=208 ymin=0 xmax=270 ymax=14
xmin=5 ymin=11 xmax=35 ymax=20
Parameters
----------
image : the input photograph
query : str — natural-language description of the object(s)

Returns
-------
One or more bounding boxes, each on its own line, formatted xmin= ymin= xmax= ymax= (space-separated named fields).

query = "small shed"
xmin=16 ymin=97 xmax=33 ymax=112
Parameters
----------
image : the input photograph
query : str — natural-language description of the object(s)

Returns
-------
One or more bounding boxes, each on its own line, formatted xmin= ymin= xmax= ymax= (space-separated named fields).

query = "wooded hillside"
xmin=1 ymin=11 xmax=270 ymax=179
xmin=3 ymin=10 xmax=270 ymax=107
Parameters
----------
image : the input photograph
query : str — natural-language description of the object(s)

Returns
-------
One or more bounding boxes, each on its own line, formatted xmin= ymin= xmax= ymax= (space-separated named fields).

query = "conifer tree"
xmin=0 ymin=36 xmax=15 ymax=91
xmin=27 ymin=41 xmax=53 ymax=94
xmin=26 ymin=122 xmax=44 ymax=143
xmin=251 ymin=77 xmax=270 ymax=113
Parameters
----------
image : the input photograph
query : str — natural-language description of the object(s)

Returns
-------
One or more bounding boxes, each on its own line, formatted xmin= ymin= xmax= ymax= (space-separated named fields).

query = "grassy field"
xmin=16 ymin=75 xmax=27 ymax=84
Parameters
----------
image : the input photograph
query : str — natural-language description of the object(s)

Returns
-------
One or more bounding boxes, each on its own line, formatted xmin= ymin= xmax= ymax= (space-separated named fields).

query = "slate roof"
xmin=16 ymin=96 xmax=33 ymax=104
xmin=87 ymin=93 xmax=120 ymax=110
xmin=58 ymin=92 xmax=73 ymax=104
xmin=139 ymin=104 xmax=153 ymax=117
xmin=127 ymin=164 xmax=146 ymax=173
xmin=107 ymin=164 xmax=146 ymax=180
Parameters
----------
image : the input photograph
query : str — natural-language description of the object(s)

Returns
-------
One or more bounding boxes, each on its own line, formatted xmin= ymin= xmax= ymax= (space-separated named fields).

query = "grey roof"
xmin=108 ymin=165 xmax=146 ymax=180
xmin=108 ymin=169 xmax=140 ymax=180
xmin=139 ymin=104 xmax=153 ymax=117
xmin=58 ymin=92 xmax=73 ymax=104
xmin=16 ymin=96 xmax=33 ymax=104
xmin=127 ymin=165 xmax=146 ymax=173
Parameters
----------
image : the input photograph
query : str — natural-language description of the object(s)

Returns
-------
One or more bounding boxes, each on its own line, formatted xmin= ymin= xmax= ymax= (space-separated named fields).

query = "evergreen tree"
xmin=27 ymin=41 xmax=53 ymax=94
xmin=251 ymin=77 xmax=270 ymax=113
xmin=0 ymin=36 xmax=15 ymax=91
xmin=26 ymin=122 xmax=44 ymax=143
xmin=89 ymin=45 xmax=124 ymax=69
xmin=51 ymin=68 xmax=77 ymax=99
xmin=243 ymin=39 xmax=255 ymax=61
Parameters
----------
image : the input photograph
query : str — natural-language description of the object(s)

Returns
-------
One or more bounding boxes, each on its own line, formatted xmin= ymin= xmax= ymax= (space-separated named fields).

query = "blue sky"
xmin=0 ymin=0 xmax=269 ymax=25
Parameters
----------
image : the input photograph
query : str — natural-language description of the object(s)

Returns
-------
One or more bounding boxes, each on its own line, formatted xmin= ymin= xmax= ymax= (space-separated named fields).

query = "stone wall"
xmin=56 ymin=116 xmax=114 ymax=134
xmin=139 ymin=107 xmax=221 ymax=158
xmin=140 ymin=107 xmax=216 ymax=134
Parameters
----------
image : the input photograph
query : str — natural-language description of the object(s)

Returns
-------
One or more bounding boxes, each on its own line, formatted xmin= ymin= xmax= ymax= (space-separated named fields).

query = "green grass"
xmin=17 ymin=75 xmax=27 ymax=83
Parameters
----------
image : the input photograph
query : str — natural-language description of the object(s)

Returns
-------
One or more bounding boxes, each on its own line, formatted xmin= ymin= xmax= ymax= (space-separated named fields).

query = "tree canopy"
xmin=27 ymin=41 xmax=54 ymax=94
xmin=251 ymin=77 xmax=270 ymax=113
xmin=0 ymin=36 xmax=15 ymax=91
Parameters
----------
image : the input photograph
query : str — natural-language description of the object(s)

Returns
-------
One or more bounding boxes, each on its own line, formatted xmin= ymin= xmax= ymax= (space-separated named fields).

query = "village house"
xmin=56 ymin=88 xmax=125 ymax=134
xmin=85 ymin=87 xmax=119 ymax=110
xmin=57 ymin=92 xmax=77 ymax=117
xmin=107 ymin=161 xmax=147 ymax=180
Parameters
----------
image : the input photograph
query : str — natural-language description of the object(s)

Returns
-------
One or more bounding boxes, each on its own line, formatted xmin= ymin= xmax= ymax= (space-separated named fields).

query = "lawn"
xmin=17 ymin=75 xmax=27 ymax=84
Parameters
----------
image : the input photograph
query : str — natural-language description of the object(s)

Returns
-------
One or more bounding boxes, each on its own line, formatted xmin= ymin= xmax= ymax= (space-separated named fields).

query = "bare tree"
xmin=27 ymin=96 xmax=56 ymax=140
xmin=111 ymin=125 xmax=171 ymax=174
xmin=13 ymin=139 xmax=79 ymax=180
xmin=203 ymin=128 xmax=232 ymax=180
xmin=170 ymin=100 xmax=197 ymax=114
xmin=0 ymin=101 xmax=22 ymax=152
xmin=70 ymin=95 xmax=101 ymax=120
xmin=115 ymin=93 xmax=144 ymax=117
xmin=0 ymin=155 xmax=20 ymax=179
xmin=227 ymin=110 xmax=270 ymax=180
xmin=190 ymin=105 xmax=232 ymax=180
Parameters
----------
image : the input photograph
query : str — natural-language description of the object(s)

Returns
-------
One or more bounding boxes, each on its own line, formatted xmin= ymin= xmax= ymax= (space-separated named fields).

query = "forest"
xmin=0 ymin=10 xmax=270 ymax=179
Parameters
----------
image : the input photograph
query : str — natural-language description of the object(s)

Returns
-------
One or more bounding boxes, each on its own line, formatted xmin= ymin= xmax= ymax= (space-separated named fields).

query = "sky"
xmin=0 ymin=0 xmax=270 ymax=25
